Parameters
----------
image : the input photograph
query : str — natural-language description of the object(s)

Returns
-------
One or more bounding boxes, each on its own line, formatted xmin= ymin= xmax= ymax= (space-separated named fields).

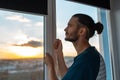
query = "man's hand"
xmin=53 ymin=39 xmax=68 ymax=77
xmin=45 ymin=53 xmax=58 ymax=80
xmin=53 ymin=39 xmax=60 ymax=49
xmin=53 ymin=39 xmax=63 ymax=56
xmin=45 ymin=53 xmax=54 ymax=69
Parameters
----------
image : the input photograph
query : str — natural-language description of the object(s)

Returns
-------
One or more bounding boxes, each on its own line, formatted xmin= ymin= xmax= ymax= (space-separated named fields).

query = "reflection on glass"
xmin=0 ymin=10 xmax=44 ymax=80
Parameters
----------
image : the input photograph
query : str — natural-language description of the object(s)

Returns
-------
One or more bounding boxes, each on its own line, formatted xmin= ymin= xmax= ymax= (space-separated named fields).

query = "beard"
xmin=65 ymin=33 xmax=79 ymax=42
xmin=65 ymin=37 xmax=78 ymax=42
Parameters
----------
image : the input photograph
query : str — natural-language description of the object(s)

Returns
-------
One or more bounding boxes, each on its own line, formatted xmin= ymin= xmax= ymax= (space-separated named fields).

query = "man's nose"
xmin=64 ymin=26 xmax=68 ymax=32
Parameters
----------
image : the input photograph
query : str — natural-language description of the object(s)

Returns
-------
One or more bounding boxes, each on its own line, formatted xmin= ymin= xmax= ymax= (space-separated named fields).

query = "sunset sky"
xmin=0 ymin=0 xmax=99 ymax=59
xmin=0 ymin=10 xmax=44 ymax=59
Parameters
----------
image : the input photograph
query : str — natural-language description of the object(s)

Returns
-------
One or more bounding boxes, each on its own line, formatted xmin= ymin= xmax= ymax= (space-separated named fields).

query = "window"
xmin=0 ymin=10 xmax=44 ymax=80
xmin=1 ymin=1 xmax=112 ymax=80
xmin=56 ymin=0 xmax=113 ymax=80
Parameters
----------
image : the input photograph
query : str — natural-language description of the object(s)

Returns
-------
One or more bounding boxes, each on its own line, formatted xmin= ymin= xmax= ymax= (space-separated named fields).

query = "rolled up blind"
xmin=67 ymin=0 xmax=110 ymax=9
xmin=0 ymin=0 xmax=48 ymax=15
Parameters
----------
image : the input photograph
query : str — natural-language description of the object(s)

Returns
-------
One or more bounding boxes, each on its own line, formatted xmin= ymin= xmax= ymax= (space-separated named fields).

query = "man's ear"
xmin=78 ymin=27 xmax=87 ymax=36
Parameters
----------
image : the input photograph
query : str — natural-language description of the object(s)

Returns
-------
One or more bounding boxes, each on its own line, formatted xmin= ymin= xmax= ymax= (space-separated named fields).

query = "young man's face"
xmin=64 ymin=17 xmax=80 ymax=42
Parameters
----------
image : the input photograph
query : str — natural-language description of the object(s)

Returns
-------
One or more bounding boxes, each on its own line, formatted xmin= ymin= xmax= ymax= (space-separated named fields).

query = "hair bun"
xmin=95 ymin=22 xmax=104 ymax=34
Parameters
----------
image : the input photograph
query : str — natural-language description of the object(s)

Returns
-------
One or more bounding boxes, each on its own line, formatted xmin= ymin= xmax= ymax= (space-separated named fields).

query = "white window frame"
xmin=44 ymin=0 xmax=56 ymax=80
xmin=98 ymin=9 xmax=113 ymax=80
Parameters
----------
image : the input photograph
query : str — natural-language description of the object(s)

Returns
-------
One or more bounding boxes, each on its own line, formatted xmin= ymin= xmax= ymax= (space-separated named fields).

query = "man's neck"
xmin=72 ymin=39 xmax=90 ymax=55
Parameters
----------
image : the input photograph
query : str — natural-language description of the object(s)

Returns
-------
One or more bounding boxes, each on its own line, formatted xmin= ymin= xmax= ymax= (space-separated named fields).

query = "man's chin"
xmin=65 ymin=38 xmax=74 ymax=42
xmin=65 ymin=37 xmax=78 ymax=42
xmin=65 ymin=38 xmax=70 ymax=41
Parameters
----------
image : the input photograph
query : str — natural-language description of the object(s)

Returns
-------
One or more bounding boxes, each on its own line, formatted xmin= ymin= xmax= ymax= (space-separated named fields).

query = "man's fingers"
xmin=53 ymin=39 xmax=60 ymax=49
xmin=53 ymin=39 xmax=62 ymax=49
xmin=44 ymin=53 xmax=51 ymax=63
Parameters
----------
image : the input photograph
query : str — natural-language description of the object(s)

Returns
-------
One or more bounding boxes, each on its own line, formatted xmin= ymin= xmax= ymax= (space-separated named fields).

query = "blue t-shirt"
xmin=62 ymin=46 xmax=101 ymax=80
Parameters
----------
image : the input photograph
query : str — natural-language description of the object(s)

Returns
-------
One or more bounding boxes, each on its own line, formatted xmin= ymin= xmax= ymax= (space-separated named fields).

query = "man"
xmin=45 ymin=13 xmax=106 ymax=80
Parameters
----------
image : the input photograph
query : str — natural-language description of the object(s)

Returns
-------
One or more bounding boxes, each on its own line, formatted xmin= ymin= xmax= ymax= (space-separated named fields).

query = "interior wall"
xmin=110 ymin=0 xmax=120 ymax=79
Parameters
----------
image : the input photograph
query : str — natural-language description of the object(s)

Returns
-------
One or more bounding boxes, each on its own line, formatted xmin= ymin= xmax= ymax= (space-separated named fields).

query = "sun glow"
xmin=8 ymin=46 xmax=43 ymax=58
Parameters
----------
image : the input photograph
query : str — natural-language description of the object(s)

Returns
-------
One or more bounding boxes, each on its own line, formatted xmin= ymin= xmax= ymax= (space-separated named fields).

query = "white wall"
xmin=110 ymin=0 xmax=120 ymax=79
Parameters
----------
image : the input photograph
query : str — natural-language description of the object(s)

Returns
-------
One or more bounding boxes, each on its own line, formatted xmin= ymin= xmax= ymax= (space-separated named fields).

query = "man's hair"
xmin=72 ymin=13 xmax=103 ymax=40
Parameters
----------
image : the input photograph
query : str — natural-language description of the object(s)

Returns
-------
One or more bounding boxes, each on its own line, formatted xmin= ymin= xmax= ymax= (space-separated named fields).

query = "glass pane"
xmin=0 ymin=10 xmax=44 ymax=80
xmin=56 ymin=0 xmax=98 ymax=67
